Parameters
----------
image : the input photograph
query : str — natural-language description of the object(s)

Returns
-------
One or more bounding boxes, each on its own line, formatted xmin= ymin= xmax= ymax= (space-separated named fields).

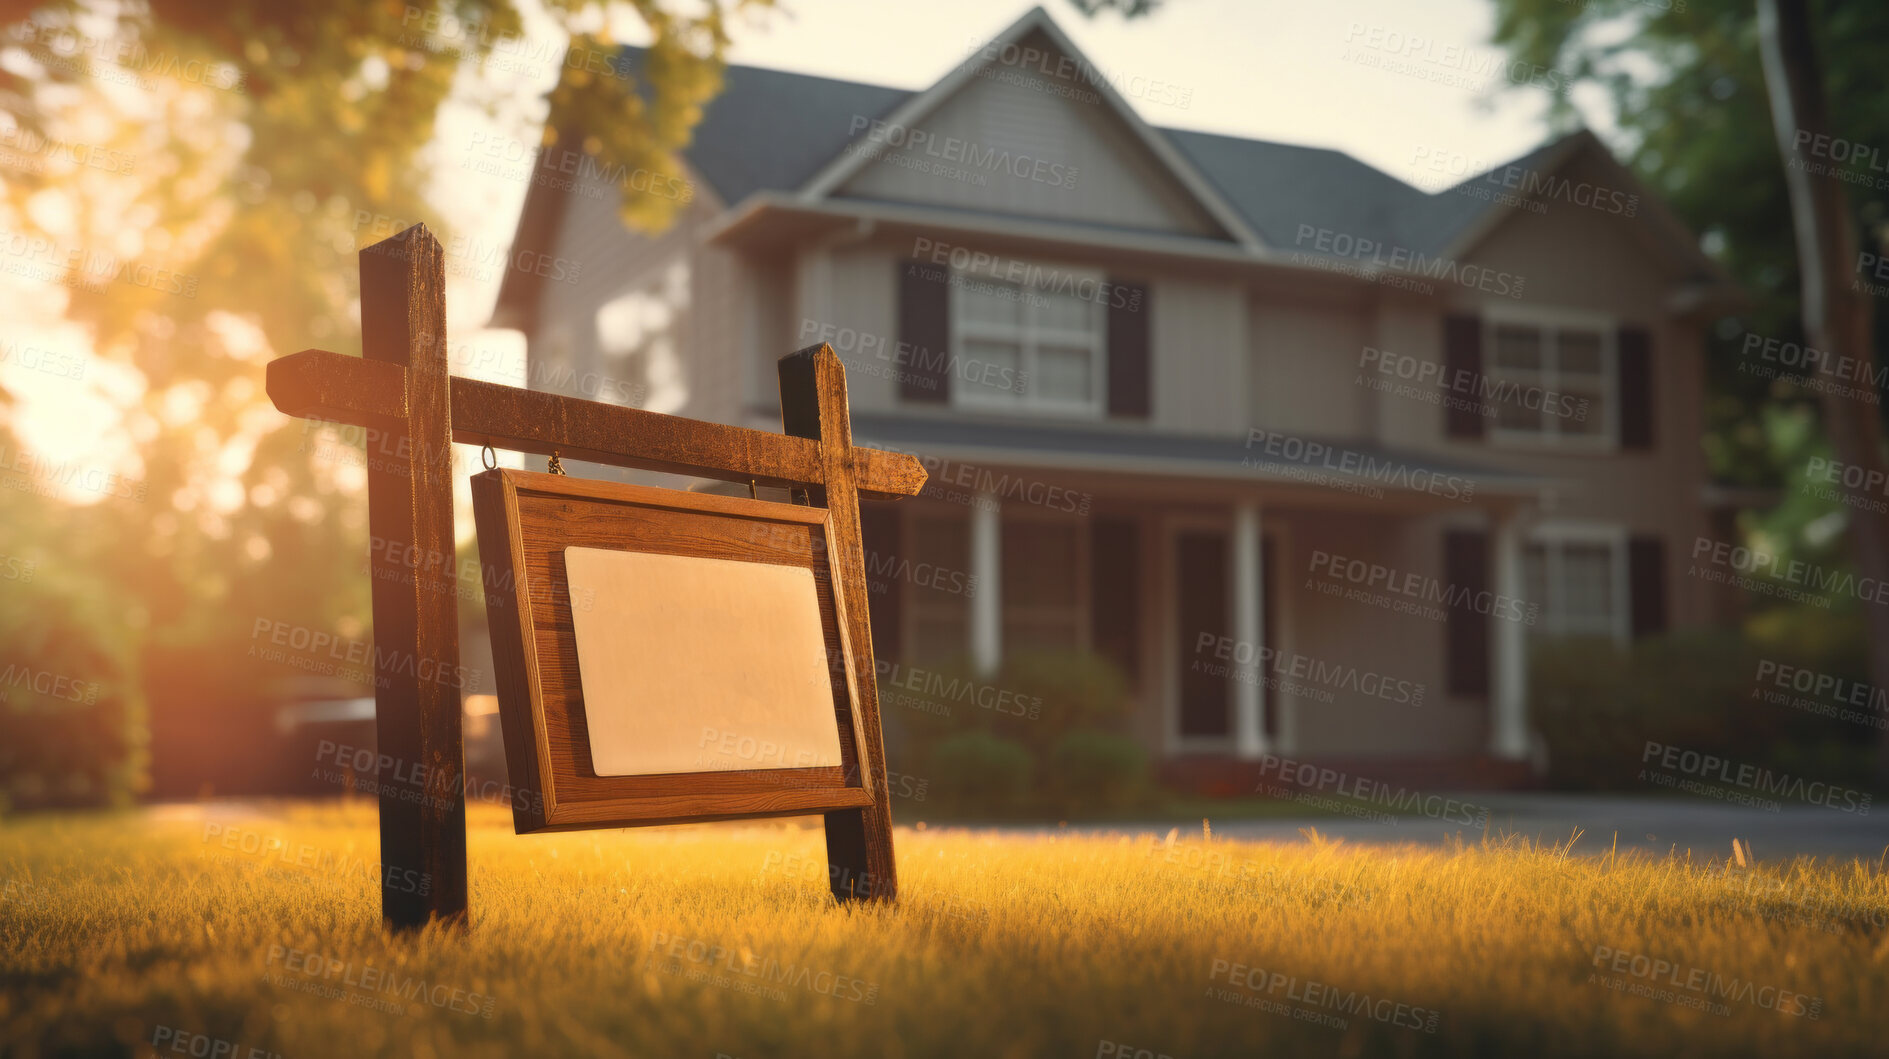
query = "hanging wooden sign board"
xmin=471 ymin=470 xmax=877 ymax=832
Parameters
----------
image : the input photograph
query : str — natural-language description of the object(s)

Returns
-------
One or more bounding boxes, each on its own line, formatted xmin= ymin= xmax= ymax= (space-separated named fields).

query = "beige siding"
xmin=742 ymin=254 xmax=794 ymax=420
xmin=1149 ymin=274 xmax=1246 ymax=436
xmin=532 ymin=165 xmax=732 ymax=426
xmin=834 ymin=31 xmax=1223 ymax=238
xmin=824 ymin=243 xmax=901 ymax=414
xmin=1248 ymin=289 xmax=1375 ymax=438
xmin=1452 ymin=151 xmax=1685 ymax=320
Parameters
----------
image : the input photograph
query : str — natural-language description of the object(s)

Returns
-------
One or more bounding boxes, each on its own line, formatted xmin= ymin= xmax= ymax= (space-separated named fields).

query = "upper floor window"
xmin=952 ymin=268 xmax=1107 ymax=415
xmin=1485 ymin=312 xmax=1612 ymax=447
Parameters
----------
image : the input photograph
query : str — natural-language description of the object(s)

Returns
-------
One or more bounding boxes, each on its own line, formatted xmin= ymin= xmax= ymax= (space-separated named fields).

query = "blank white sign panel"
xmin=563 ymin=546 xmax=845 ymax=777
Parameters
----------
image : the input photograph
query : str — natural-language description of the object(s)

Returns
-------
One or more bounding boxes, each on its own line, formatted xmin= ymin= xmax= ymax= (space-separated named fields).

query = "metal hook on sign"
xmin=548 ymin=450 xmax=566 ymax=476
xmin=481 ymin=445 xmax=497 ymax=471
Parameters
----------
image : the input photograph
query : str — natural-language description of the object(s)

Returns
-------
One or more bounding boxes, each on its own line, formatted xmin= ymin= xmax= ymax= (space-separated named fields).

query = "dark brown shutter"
xmin=1090 ymin=517 xmax=1140 ymax=682
xmin=1444 ymin=529 xmax=1489 ymax=696
xmin=858 ymin=504 xmax=902 ymax=660
xmin=897 ymin=262 xmax=949 ymax=403
xmin=1444 ymin=314 xmax=1484 ymax=439
xmin=1176 ymin=530 xmax=1230 ymax=737
xmin=1617 ymin=325 xmax=1654 ymax=449
xmin=1628 ymin=534 xmax=1666 ymax=639
xmin=1106 ymin=279 xmax=1151 ymax=417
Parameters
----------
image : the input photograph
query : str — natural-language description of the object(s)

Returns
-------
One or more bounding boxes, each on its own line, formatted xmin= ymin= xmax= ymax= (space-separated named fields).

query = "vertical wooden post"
xmin=779 ymin=344 xmax=898 ymax=902
xmin=360 ymin=224 xmax=469 ymax=929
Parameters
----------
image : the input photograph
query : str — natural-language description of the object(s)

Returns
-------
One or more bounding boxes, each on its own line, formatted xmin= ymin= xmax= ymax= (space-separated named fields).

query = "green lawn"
xmin=1 ymin=800 xmax=1884 ymax=1057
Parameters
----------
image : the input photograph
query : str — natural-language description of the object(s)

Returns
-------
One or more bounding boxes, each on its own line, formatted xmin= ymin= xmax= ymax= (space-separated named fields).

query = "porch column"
xmin=1232 ymin=500 xmax=1267 ymax=759
xmin=1489 ymin=508 xmax=1529 ymax=760
xmin=970 ymin=491 xmax=1002 ymax=677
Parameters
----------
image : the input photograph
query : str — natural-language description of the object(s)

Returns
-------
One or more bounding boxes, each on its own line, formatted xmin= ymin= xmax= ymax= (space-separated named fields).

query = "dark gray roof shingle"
xmin=655 ymin=49 xmax=1562 ymax=253
xmin=680 ymin=58 xmax=914 ymax=205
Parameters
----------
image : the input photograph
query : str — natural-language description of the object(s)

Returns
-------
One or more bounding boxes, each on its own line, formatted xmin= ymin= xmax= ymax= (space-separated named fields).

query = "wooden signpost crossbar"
xmin=265 ymin=223 xmax=924 ymax=930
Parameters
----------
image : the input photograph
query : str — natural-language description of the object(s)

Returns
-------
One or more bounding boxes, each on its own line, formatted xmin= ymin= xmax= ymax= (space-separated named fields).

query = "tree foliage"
xmin=0 ymin=0 xmax=769 ymax=800
xmin=1485 ymin=0 xmax=1889 ymax=498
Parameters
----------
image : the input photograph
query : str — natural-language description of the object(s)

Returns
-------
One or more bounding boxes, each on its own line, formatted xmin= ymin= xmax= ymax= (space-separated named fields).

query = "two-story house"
xmin=489 ymin=7 xmax=1739 ymax=786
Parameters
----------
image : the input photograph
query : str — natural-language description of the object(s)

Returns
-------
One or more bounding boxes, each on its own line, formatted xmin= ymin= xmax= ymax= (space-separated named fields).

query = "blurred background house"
xmin=487 ymin=8 xmax=1740 ymax=792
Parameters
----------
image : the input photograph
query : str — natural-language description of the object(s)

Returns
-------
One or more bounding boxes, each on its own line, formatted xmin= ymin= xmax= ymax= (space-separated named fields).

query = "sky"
xmin=4 ymin=0 xmax=1615 ymax=502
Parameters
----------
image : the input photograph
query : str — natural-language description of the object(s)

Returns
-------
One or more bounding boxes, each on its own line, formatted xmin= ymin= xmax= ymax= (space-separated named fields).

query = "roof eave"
xmin=704 ymin=191 xmax=1412 ymax=289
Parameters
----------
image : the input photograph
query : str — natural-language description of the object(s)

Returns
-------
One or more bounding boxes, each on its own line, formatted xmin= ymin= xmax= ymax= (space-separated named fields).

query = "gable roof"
xmin=793 ymin=7 xmax=1262 ymax=248
xmin=494 ymin=14 xmax=1732 ymax=327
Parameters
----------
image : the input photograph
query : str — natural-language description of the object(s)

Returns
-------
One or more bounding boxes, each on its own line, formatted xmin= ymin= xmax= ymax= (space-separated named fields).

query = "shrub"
xmin=885 ymin=650 xmax=1140 ymax=815
xmin=1530 ymin=622 xmax=1876 ymax=791
xmin=0 ymin=561 xmax=147 ymax=812
xmin=990 ymin=651 xmax=1133 ymax=756
xmin=878 ymin=650 xmax=1132 ymax=760
xmin=928 ymin=732 xmax=1033 ymax=812
xmin=1045 ymin=730 xmax=1149 ymax=815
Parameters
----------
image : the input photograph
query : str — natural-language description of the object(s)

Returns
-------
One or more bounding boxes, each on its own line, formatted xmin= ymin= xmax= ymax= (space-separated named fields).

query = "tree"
xmin=0 ymin=0 xmax=769 ymax=798
xmin=1755 ymin=0 xmax=1889 ymax=777
xmin=1485 ymin=0 xmax=1889 ymax=776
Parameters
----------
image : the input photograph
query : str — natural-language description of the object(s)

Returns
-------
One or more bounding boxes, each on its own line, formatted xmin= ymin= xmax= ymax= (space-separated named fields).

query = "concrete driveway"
xmin=988 ymin=795 xmax=1888 ymax=863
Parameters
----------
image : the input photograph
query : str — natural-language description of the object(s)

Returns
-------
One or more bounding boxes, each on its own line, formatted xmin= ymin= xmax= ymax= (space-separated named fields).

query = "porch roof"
xmin=847 ymin=412 xmax=1553 ymax=504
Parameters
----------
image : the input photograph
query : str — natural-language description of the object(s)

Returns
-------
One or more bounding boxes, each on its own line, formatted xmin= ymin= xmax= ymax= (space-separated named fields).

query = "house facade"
xmin=490 ymin=8 xmax=1739 ymax=783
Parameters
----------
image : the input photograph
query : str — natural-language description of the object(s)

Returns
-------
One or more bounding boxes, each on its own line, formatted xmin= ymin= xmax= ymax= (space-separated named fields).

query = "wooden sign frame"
xmin=264 ymin=224 xmax=924 ymax=930
xmin=471 ymin=469 xmax=877 ymax=832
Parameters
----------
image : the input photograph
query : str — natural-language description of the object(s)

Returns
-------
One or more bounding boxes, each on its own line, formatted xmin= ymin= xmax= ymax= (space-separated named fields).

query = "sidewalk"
xmin=968 ymin=794 xmax=1888 ymax=862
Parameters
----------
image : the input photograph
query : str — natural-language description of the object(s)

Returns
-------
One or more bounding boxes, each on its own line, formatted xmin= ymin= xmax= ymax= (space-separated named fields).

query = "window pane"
xmin=961 ymin=338 xmax=1023 ymax=401
xmin=1523 ymin=543 xmax=1549 ymax=611
xmin=959 ymin=281 xmax=1023 ymax=326
xmin=1559 ymin=330 xmax=1604 ymax=374
xmin=1493 ymin=325 xmax=1542 ymax=370
xmin=1561 ymin=543 xmax=1615 ymax=621
xmin=1036 ymin=290 xmax=1093 ymax=331
xmin=1559 ymin=389 xmax=1606 ymax=435
xmin=1036 ymin=343 xmax=1093 ymax=403
xmin=1494 ymin=391 xmax=1543 ymax=433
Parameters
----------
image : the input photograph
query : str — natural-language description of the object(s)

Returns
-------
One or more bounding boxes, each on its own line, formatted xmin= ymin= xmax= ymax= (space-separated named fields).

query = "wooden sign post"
xmin=266 ymin=224 xmax=923 ymax=930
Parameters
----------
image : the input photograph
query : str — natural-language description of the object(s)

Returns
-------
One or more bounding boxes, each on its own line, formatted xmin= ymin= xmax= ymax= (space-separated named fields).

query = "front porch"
xmin=849 ymin=414 xmax=1552 ymax=771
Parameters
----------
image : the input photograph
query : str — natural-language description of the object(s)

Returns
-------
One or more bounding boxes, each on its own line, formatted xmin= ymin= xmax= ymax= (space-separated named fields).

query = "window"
xmin=1484 ymin=315 xmax=1612 ymax=445
xmin=1002 ymin=519 xmax=1086 ymax=650
xmin=952 ymin=268 xmax=1106 ymax=414
xmin=1523 ymin=526 xmax=1627 ymax=641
